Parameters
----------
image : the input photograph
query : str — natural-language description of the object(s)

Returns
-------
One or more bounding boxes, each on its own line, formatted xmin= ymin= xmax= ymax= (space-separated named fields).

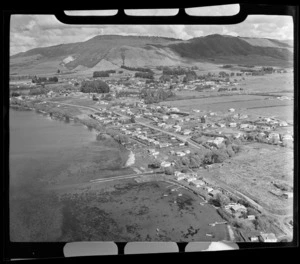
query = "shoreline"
xmin=10 ymin=102 xmax=133 ymax=166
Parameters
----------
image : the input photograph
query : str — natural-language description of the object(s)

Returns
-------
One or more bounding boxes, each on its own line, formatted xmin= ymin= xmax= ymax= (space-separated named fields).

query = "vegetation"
xmin=80 ymin=80 xmax=110 ymax=93
xmin=162 ymin=67 xmax=189 ymax=76
xmin=140 ymin=88 xmax=175 ymax=104
xmin=11 ymin=91 xmax=21 ymax=97
xmin=121 ymin=65 xmax=153 ymax=74
xmin=135 ymin=72 xmax=154 ymax=79
xmin=29 ymin=87 xmax=48 ymax=95
xmin=32 ymin=76 xmax=58 ymax=84
xmin=93 ymin=70 xmax=116 ymax=78
xmin=93 ymin=71 xmax=109 ymax=78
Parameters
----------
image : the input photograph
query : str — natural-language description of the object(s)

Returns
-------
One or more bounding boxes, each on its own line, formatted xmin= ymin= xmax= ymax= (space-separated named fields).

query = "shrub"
xmin=93 ymin=71 xmax=110 ymax=78
xmin=80 ymin=80 xmax=110 ymax=93
xmin=164 ymin=166 xmax=174 ymax=175
xmin=135 ymin=72 xmax=154 ymax=79
xmin=11 ymin=92 xmax=21 ymax=97
xmin=232 ymin=144 xmax=243 ymax=153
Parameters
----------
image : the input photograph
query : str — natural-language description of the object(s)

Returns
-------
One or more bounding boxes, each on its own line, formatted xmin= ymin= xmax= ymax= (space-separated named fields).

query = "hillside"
xmin=10 ymin=34 xmax=293 ymax=75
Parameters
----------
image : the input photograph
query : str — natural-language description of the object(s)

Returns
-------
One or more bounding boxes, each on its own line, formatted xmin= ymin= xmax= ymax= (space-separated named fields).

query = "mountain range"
xmin=10 ymin=34 xmax=293 ymax=75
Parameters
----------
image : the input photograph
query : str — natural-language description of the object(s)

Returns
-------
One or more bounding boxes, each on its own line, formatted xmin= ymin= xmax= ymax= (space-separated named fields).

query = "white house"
xmin=190 ymin=179 xmax=205 ymax=187
xmin=229 ymin=122 xmax=237 ymax=128
xmin=259 ymin=233 xmax=277 ymax=242
xmin=161 ymin=161 xmax=171 ymax=168
xmin=186 ymin=176 xmax=197 ymax=182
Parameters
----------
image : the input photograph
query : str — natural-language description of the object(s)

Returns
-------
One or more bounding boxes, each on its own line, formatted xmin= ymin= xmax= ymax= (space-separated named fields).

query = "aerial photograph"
xmin=9 ymin=10 xmax=294 ymax=243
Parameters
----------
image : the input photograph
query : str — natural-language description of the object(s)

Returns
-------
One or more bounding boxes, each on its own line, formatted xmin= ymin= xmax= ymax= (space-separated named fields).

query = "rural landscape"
xmin=9 ymin=23 xmax=294 ymax=243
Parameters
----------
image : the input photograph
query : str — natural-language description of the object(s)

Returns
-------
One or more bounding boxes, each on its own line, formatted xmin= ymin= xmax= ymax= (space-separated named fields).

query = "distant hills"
xmin=10 ymin=34 xmax=293 ymax=75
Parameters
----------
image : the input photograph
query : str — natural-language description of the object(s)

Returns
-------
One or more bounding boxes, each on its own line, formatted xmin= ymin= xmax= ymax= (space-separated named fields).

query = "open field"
xmin=203 ymin=143 xmax=293 ymax=215
xmin=161 ymin=94 xmax=293 ymax=119
xmin=239 ymin=72 xmax=293 ymax=93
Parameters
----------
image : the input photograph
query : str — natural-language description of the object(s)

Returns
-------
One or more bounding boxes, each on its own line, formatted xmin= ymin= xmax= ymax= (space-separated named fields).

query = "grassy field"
xmin=205 ymin=143 xmax=293 ymax=215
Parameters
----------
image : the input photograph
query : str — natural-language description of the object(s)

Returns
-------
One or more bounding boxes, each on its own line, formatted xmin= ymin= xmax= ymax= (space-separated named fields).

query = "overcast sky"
xmin=10 ymin=6 xmax=293 ymax=55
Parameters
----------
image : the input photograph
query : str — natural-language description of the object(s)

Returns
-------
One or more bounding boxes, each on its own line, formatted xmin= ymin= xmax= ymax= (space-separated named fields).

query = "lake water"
xmin=9 ymin=109 xmax=228 ymax=242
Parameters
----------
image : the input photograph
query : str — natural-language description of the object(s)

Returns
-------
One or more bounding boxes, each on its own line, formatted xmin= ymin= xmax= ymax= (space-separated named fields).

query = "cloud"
xmin=10 ymin=14 xmax=294 ymax=55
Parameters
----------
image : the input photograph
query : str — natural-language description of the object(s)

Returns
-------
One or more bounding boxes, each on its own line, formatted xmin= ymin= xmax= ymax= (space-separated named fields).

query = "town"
xmin=10 ymin=63 xmax=293 ymax=243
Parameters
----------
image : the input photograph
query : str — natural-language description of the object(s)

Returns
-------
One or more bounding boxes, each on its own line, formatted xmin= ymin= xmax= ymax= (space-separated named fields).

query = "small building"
xmin=186 ymin=176 xmax=197 ymax=182
xmin=229 ymin=122 xmax=237 ymax=128
xmin=161 ymin=161 xmax=171 ymax=168
xmin=259 ymin=233 xmax=277 ymax=243
xmin=279 ymin=121 xmax=288 ymax=127
xmin=205 ymin=186 xmax=214 ymax=193
xmin=176 ymin=151 xmax=186 ymax=157
xmin=225 ymin=203 xmax=247 ymax=213
xmin=190 ymin=179 xmax=205 ymax=187
xmin=282 ymin=192 xmax=293 ymax=199
xmin=228 ymin=108 xmax=235 ymax=112
xmin=247 ymin=215 xmax=256 ymax=221
xmin=250 ymin=236 xmax=259 ymax=242
xmin=240 ymin=123 xmax=249 ymax=129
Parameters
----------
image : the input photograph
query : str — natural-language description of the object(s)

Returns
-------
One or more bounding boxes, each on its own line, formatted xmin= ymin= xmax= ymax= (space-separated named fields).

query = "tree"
xmin=57 ymin=69 xmax=60 ymax=74
xmin=130 ymin=116 xmax=136 ymax=123
xmin=211 ymin=149 xmax=229 ymax=163
xmin=226 ymin=144 xmax=235 ymax=157
xmin=181 ymin=157 xmax=190 ymax=166
xmin=11 ymin=92 xmax=20 ymax=97
xmin=148 ymin=161 xmax=160 ymax=169
xmin=164 ymin=166 xmax=174 ymax=175
xmin=216 ymin=193 xmax=230 ymax=206
xmin=80 ymin=80 xmax=110 ymax=94
xmin=93 ymin=71 xmax=110 ymax=78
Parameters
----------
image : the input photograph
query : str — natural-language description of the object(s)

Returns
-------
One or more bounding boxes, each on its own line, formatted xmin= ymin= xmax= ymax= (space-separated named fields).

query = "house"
xmin=282 ymin=192 xmax=293 ymax=199
xmin=247 ymin=215 xmax=256 ymax=221
xmin=160 ymin=143 xmax=170 ymax=148
xmin=161 ymin=161 xmax=171 ymax=168
xmin=279 ymin=121 xmax=288 ymax=127
xmin=228 ymin=108 xmax=235 ymax=112
xmin=184 ymin=149 xmax=191 ymax=154
xmin=259 ymin=233 xmax=277 ymax=242
xmin=229 ymin=122 xmax=237 ymax=128
xmin=176 ymin=151 xmax=186 ymax=157
xmin=190 ymin=179 xmax=205 ymax=187
xmin=183 ymin=130 xmax=192 ymax=135
xmin=208 ymin=189 xmax=222 ymax=198
xmin=250 ymin=236 xmax=259 ymax=242
xmin=268 ymin=132 xmax=280 ymax=140
xmin=240 ymin=123 xmax=249 ymax=129
xmin=225 ymin=203 xmax=247 ymax=213
xmin=186 ymin=176 xmax=197 ymax=182
xmin=175 ymin=172 xmax=187 ymax=181
xmin=205 ymin=186 xmax=214 ymax=193
xmin=282 ymin=134 xmax=293 ymax=141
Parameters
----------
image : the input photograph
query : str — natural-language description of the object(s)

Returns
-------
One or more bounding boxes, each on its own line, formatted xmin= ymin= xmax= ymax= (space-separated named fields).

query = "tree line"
xmin=140 ymin=88 xmax=175 ymax=104
xmin=32 ymin=76 xmax=58 ymax=84
xmin=93 ymin=70 xmax=116 ymax=78
xmin=121 ymin=65 xmax=154 ymax=74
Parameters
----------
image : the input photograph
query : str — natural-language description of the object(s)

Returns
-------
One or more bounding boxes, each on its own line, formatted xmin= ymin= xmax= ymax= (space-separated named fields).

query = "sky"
xmin=10 ymin=5 xmax=293 ymax=55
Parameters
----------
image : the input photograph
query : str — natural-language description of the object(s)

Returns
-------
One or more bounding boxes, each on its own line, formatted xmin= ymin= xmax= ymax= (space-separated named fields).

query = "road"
xmin=90 ymin=172 xmax=157 ymax=183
